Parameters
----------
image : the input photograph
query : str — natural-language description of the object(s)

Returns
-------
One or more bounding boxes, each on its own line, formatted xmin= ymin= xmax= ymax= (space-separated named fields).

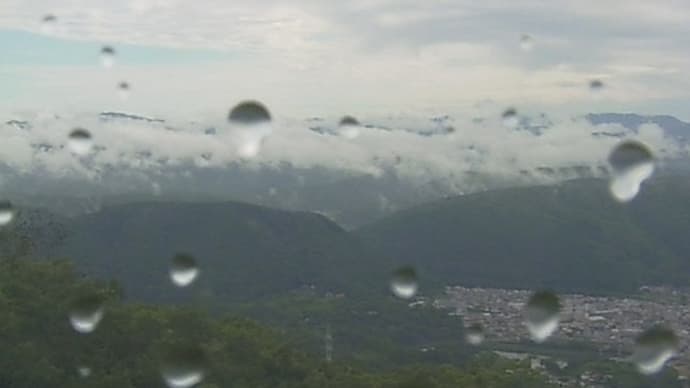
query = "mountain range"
xmin=1 ymin=175 xmax=681 ymax=304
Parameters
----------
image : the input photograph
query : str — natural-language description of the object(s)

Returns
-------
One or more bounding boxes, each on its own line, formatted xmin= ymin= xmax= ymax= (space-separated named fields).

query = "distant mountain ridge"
xmin=586 ymin=113 xmax=690 ymax=142
xmin=99 ymin=111 xmax=165 ymax=123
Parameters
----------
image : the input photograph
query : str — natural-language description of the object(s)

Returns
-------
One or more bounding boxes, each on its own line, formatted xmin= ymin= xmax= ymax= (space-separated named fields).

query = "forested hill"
xmin=53 ymin=201 xmax=389 ymax=304
xmin=357 ymin=176 xmax=690 ymax=294
xmin=0 ymin=255 xmax=564 ymax=388
xmin=17 ymin=175 xmax=690 ymax=302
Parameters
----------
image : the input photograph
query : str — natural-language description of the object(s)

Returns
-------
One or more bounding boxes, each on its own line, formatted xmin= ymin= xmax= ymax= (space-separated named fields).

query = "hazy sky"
xmin=2 ymin=0 xmax=690 ymax=119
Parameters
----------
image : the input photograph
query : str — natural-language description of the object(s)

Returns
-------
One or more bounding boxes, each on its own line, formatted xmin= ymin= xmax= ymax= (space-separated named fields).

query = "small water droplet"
xmin=228 ymin=101 xmax=272 ymax=158
xmin=118 ymin=81 xmax=130 ymax=100
xmin=100 ymin=46 xmax=116 ymax=68
xmin=390 ymin=266 xmax=418 ymax=299
xmin=608 ymin=140 xmax=654 ymax=203
xmin=465 ymin=323 xmax=485 ymax=345
xmin=502 ymin=108 xmax=519 ymax=128
xmin=161 ymin=345 xmax=207 ymax=388
xmin=77 ymin=366 xmax=92 ymax=378
xmin=69 ymin=294 xmax=105 ymax=334
xmin=0 ymin=201 xmax=15 ymax=226
xmin=170 ymin=254 xmax=199 ymax=287
xmin=152 ymin=182 xmax=162 ymax=196
xmin=589 ymin=79 xmax=604 ymax=92
xmin=41 ymin=14 xmax=57 ymax=34
xmin=520 ymin=34 xmax=534 ymax=51
xmin=524 ymin=290 xmax=560 ymax=343
xmin=338 ymin=116 xmax=361 ymax=139
xmin=68 ymin=128 xmax=93 ymax=155
xmin=632 ymin=326 xmax=678 ymax=375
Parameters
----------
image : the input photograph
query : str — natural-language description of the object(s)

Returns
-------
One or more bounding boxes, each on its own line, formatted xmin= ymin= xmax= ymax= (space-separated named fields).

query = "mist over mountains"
xmin=1 ymin=111 xmax=689 ymax=227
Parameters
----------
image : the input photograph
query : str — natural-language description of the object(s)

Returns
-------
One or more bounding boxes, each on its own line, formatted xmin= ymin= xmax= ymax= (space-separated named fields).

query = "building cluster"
xmin=434 ymin=285 xmax=690 ymax=381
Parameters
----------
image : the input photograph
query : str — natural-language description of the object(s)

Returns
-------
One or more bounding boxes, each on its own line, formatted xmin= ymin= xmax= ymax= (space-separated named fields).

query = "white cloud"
xmin=0 ymin=1 xmax=688 ymax=120
xmin=0 ymin=109 xmax=683 ymax=191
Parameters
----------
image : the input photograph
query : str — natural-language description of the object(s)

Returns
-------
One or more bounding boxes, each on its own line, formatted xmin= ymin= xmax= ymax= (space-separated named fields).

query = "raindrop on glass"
xmin=228 ymin=100 xmax=272 ymax=158
xmin=0 ymin=201 xmax=15 ymax=227
xmin=77 ymin=366 xmax=92 ymax=378
xmin=118 ymin=81 xmax=130 ymax=100
xmin=100 ymin=46 xmax=115 ymax=68
xmin=502 ymin=108 xmax=519 ymax=128
xmin=465 ymin=323 xmax=485 ymax=346
xmin=338 ymin=116 xmax=361 ymax=139
xmin=520 ymin=34 xmax=534 ymax=51
xmin=524 ymin=290 xmax=561 ymax=343
xmin=160 ymin=345 xmax=207 ymax=388
xmin=68 ymin=128 xmax=93 ymax=156
xmin=41 ymin=14 xmax=57 ymax=34
xmin=170 ymin=254 xmax=199 ymax=287
xmin=589 ymin=79 xmax=604 ymax=92
xmin=390 ymin=266 xmax=418 ymax=299
xmin=68 ymin=294 xmax=105 ymax=334
xmin=608 ymin=140 xmax=654 ymax=203
xmin=632 ymin=325 xmax=678 ymax=375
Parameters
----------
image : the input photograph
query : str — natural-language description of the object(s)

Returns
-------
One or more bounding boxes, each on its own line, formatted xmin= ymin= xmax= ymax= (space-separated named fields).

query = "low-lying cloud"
xmin=1 ymin=109 xmax=685 ymax=190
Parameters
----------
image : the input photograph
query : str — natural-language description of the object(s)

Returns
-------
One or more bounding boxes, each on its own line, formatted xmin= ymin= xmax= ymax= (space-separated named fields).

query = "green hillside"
xmin=17 ymin=201 xmax=475 ymax=367
xmin=0 ymin=256 xmax=564 ymax=388
xmin=56 ymin=201 xmax=387 ymax=304
xmin=357 ymin=177 xmax=690 ymax=294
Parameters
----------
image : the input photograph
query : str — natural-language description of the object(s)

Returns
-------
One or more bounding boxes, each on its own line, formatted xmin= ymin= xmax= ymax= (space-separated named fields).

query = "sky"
xmin=0 ymin=0 xmax=689 ymax=200
xmin=1 ymin=0 xmax=690 ymax=119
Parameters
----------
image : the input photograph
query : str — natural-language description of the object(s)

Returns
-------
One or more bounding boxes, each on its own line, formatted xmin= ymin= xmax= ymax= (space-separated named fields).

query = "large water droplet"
xmin=228 ymin=101 xmax=272 ymax=158
xmin=465 ymin=323 xmax=485 ymax=345
xmin=524 ymin=290 xmax=561 ymax=343
xmin=100 ymin=46 xmax=116 ymax=68
xmin=161 ymin=345 xmax=207 ymax=388
xmin=0 ymin=201 xmax=15 ymax=226
xmin=338 ymin=116 xmax=361 ymax=139
xmin=41 ymin=14 xmax=57 ymax=34
xmin=502 ymin=108 xmax=519 ymax=128
xmin=77 ymin=366 xmax=92 ymax=378
xmin=390 ymin=266 xmax=418 ymax=299
xmin=69 ymin=294 xmax=105 ymax=334
xmin=68 ymin=128 xmax=93 ymax=156
xmin=118 ymin=81 xmax=130 ymax=100
xmin=632 ymin=326 xmax=678 ymax=375
xmin=228 ymin=100 xmax=271 ymax=125
xmin=608 ymin=140 xmax=654 ymax=203
xmin=170 ymin=254 xmax=199 ymax=287
xmin=520 ymin=34 xmax=534 ymax=51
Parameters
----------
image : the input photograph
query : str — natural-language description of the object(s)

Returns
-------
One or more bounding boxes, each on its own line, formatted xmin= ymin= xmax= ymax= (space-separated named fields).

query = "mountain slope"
xmin=356 ymin=177 xmax=690 ymax=294
xmin=54 ymin=201 xmax=385 ymax=303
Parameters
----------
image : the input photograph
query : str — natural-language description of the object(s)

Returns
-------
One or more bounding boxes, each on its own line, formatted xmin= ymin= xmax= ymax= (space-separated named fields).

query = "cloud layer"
xmin=1 ymin=110 xmax=684 ymax=187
